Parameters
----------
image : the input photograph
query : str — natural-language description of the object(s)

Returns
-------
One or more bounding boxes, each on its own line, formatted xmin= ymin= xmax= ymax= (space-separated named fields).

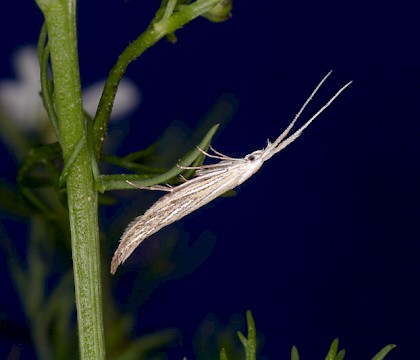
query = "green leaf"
xmin=121 ymin=142 xmax=159 ymax=162
xmin=371 ymin=344 xmax=396 ymax=360
xmin=17 ymin=142 xmax=65 ymax=213
xmin=237 ymin=331 xmax=246 ymax=345
xmin=115 ymin=328 xmax=178 ymax=360
xmin=18 ymin=142 xmax=62 ymax=186
xmin=98 ymin=123 xmax=219 ymax=192
xmin=325 ymin=338 xmax=339 ymax=360
xmin=291 ymin=345 xmax=300 ymax=360
xmin=37 ymin=23 xmax=61 ymax=143
xmin=237 ymin=310 xmax=257 ymax=360
xmin=220 ymin=347 xmax=228 ymax=360
xmin=335 ymin=349 xmax=345 ymax=360
xmin=59 ymin=136 xmax=85 ymax=187
xmin=0 ymin=181 xmax=34 ymax=216
xmin=100 ymin=154 xmax=166 ymax=175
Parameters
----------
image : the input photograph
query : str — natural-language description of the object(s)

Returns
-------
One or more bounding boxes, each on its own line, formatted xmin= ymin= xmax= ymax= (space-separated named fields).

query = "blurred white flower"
xmin=83 ymin=78 xmax=141 ymax=120
xmin=0 ymin=46 xmax=45 ymax=132
xmin=0 ymin=45 xmax=141 ymax=137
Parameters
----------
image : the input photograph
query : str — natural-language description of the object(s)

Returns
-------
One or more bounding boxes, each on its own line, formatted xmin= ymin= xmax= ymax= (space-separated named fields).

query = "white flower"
xmin=0 ymin=45 xmax=141 ymax=138
xmin=0 ymin=46 xmax=46 ymax=132
xmin=83 ymin=78 xmax=141 ymax=120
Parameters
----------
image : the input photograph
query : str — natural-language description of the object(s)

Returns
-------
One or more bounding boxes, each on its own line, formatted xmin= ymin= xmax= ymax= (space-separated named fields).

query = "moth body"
xmin=111 ymin=152 xmax=265 ymax=274
xmin=111 ymin=71 xmax=352 ymax=274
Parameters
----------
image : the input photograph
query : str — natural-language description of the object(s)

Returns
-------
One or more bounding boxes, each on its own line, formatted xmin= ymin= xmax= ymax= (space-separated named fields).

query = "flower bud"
xmin=202 ymin=0 xmax=232 ymax=23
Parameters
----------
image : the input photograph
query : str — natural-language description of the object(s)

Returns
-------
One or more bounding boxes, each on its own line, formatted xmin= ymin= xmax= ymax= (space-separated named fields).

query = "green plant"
xmin=0 ymin=1 xmax=397 ymax=359
xmin=4 ymin=0 xmax=229 ymax=358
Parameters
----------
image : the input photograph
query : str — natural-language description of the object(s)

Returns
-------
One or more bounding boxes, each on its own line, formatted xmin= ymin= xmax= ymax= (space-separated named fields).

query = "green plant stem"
xmin=35 ymin=0 xmax=105 ymax=359
xmin=97 ymin=123 xmax=219 ymax=192
xmin=93 ymin=0 xmax=222 ymax=159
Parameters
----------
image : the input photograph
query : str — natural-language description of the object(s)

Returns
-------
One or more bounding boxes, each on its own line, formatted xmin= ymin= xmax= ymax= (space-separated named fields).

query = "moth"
xmin=111 ymin=71 xmax=352 ymax=274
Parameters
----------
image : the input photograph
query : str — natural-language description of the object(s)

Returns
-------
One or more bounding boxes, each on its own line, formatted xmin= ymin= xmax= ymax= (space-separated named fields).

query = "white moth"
xmin=111 ymin=71 xmax=352 ymax=274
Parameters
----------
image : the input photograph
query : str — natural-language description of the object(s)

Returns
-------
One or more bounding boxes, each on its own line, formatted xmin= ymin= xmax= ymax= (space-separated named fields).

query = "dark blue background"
xmin=1 ymin=0 xmax=420 ymax=359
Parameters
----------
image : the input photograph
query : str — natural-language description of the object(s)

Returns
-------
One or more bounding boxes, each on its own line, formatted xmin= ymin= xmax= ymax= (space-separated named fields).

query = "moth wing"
xmin=111 ymin=168 xmax=242 ymax=274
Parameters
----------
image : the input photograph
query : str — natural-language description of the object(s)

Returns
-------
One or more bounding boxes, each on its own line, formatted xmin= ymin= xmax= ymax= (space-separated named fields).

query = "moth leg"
xmin=196 ymin=146 xmax=237 ymax=161
xmin=125 ymin=180 xmax=173 ymax=192
xmin=177 ymin=164 xmax=202 ymax=170
xmin=209 ymin=145 xmax=235 ymax=159
xmin=178 ymin=174 xmax=188 ymax=182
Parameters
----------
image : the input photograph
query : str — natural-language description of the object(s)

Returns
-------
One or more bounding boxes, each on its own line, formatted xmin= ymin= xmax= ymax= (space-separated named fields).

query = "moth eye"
xmin=246 ymin=150 xmax=263 ymax=162
xmin=246 ymin=153 xmax=259 ymax=161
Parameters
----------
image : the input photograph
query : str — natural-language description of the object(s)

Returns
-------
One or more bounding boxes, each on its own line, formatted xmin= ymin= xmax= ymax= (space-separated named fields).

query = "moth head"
xmin=245 ymin=150 xmax=264 ymax=162
xmin=234 ymin=149 xmax=265 ymax=186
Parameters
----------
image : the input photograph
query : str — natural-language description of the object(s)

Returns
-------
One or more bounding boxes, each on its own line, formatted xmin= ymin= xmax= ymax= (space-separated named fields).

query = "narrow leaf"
xmin=335 ymin=349 xmax=345 ymax=360
xmin=59 ymin=136 xmax=85 ymax=187
xmin=99 ymin=124 xmax=219 ymax=192
xmin=245 ymin=310 xmax=257 ymax=352
xmin=237 ymin=311 xmax=257 ymax=360
xmin=291 ymin=345 xmax=300 ymax=360
xmin=325 ymin=338 xmax=339 ymax=360
xmin=220 ymin=347 xmax=228 ymax=360
xmin=237 ymin=331 xmax=247 ymax=347
xmin=371 ymin=344 xmax=396 ymax=360
xmin=37 ymin=24 xmax=61 ymax=143
xmin=116 ymin=328 xmax=179 ymax=360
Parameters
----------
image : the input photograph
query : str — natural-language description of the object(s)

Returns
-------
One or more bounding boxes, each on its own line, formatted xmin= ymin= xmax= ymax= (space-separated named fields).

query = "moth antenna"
xmin=269 ymin=70 xmax=334 ymax=151
xmin=263 ymin=75 xmax=352 ymax=161
xmin=273 ymin=80 xmax=352 ymax=155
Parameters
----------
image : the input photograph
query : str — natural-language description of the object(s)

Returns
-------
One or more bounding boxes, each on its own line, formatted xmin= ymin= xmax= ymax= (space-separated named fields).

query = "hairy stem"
xmin=35 ymin=0 xmax=105 ymax=358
